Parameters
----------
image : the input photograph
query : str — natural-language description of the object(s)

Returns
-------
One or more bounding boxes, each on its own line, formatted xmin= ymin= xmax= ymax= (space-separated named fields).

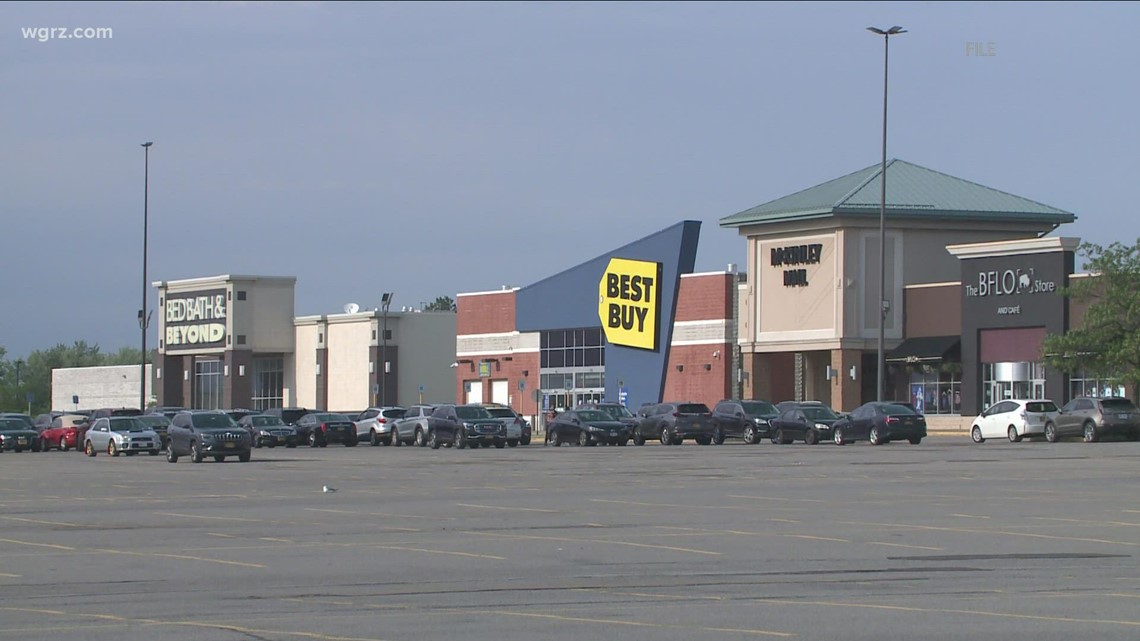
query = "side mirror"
xmin=572 ymin=418 xmax=581 ymax=425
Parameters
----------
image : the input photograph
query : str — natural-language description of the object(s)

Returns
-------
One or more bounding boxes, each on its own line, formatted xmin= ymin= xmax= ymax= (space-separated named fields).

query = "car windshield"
xmin=252 ymin=416 xmax=285 ymax=427
xmin=278 ymin=409 xmax=308 ymax=424
xmin=4 ymin=415 xmax=34 ymax=428
xmin=138 ymin=416 xmax=170 ymax=428
xmin=485 ymin=408 xmax=516 ymax=418
xmin=382 ymin=409 xmax=406 ymax=419
xmin=1099 ymin=398 xmax=1138 ymax=411
xmin=0 ymin=419 xmax=27 ymax=431
xmin=599 ymin=405 xmax=635 ymax=419
xmin=576 ymin=410 xmax=611 ymax=422
xmin=802 ymin=406 xmax=839 ymax=420
xmin=191 ymin=413 xmax=238 ymax=428
xmin=742 ymin=401 xmax=778 ymax=417
xmin=1025 ymin=401 xmax=1059 ymax=413
xmin=456 ymin=406 xmax=493 ymax=420
xmin=677 ymin=404 xmax=710 ymax=414
xmin=878 ymin=404 xmax=917 ymax=416
xmin=109 ymin=417 xmax=147 ymax=432
xmin=314 ymin=413 xmax=349 ymax=422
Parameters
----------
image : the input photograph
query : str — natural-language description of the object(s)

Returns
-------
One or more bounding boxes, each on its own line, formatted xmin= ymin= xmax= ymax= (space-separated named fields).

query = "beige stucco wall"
xmin=245 ymin=279 xmax=296 ymax=353
xmin=326 ymin=317 xmax=372 ymax=411
xmin=294 ymin=323 xmax=318 ymax=407
xmin=755 ymin=232 xmax=839 ymax=342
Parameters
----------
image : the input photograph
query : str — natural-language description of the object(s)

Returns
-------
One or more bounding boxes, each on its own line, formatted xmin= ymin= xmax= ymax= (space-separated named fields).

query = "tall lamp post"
xmin=379 ymin=292 xmax=393 ymax=406
xmin=139 ymin=141 xmax=154 ymax=411
xmin=867 ymin=26 xmax=905 ymax=403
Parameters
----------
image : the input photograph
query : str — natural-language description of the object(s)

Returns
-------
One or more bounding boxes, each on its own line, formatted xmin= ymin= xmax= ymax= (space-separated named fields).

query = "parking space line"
xmin=0 ymin=538 xmax=75 ymax=551
xmin=455 ymin=503 xmax=559 ymax=513
xmin=784 ymin=534 xmax=849 ymax=543
xmin=305 ymin=508 xmax=453 ymax=521
xmin=1030 ymin=516 xmax=1140 ymax=527
xmin=590 ymin=498 xmax=761 ymax=511
xmin=839 ymin=520 xmax=1140 ymax=548
xmin=754 ymin=597 xmax=1140 ymax=628
xmin=949 ymin=513 xmax=991 ymax=519
xmin=466 ymin=530 xmax=722 ymax=556
xmin=0 ymin=572 xmax=20 ymax=578
xmin=868 ymin=541 xmax=944 ymax=551
xmin=727 ymin=494 xmax=826 ymax=503
xmin=0 ymin=516 xmax=83 ymax=528
xmin=155 ymin=511 xmax=269 ymax=523
xmin=94 ymin=548 xmax=266 ymax=569
xmin=207 ymin=532 xmax=237 ymax=538
xmin=494 ymin=609 xmax=795 ymax=637
xmin=373 ymin=544 xmax=504 ymax=560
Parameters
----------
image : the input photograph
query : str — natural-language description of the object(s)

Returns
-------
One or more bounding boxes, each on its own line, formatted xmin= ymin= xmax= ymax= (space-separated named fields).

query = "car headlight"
xmin=815 ymin=423 xmax=830 ymax=430
xmin=200 ymin=433 xmax=216 ymax=441
xmin=587 ymin=425 xmax=604 ymax=432
xmin=754 ymin=418 xmax=769 ymax=425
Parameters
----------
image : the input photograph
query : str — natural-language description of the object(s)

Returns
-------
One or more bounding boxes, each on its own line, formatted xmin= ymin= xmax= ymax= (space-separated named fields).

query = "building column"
xmin=831 ymin=349 xmax=863 ymax=413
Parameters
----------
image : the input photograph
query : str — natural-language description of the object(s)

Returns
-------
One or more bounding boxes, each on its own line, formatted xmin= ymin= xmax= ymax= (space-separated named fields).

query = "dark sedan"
xmin=831 ymin=402 xmax=926 ymax=446
xmin=239 ymin=414 xmax=299 ymax=448
xmin=296 ymin=412 xmax=357 ymax=447
xmin=0 ymin=418 xmax=39 ymax=452
xmin=769 ymin=404 xmax=842 ymax=444
xmin=711 ymin=400 xmax=780 ymax=444
xmin=547 ymin=409 xmax=632 ymax=447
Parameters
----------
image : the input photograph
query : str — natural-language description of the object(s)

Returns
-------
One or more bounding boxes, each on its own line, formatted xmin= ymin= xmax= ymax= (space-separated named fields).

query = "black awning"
xmin=886 ymin=335 xmax=961 ymax=364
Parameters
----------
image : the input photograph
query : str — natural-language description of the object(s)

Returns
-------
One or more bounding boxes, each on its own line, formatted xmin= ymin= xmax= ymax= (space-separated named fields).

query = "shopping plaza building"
xmin=53 ymin=159 xmax=1120 ymax=428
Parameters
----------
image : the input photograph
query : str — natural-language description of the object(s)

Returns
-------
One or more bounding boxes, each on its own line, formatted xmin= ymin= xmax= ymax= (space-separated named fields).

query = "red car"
xmin=40 ymin=414 xmax=86 ymax=452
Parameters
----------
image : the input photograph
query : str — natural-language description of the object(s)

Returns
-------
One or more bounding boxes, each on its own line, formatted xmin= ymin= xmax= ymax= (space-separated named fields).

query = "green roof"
xmin=719 ymin=159 xmax=1077 ymax=228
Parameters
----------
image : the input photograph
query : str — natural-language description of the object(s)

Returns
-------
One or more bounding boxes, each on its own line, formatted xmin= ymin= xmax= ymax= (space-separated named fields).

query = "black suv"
xmin=427 ymin=404 xmax=507 ymax=449
xmin=166 ymin=410 xmax=252 ymax=463
xmin=294 ymin=412 xmax=357 ymax=447
xmin=634 ymin=402 xmax=715 ymax=445
xmin=711 ymin=399 xmax=780 ymax=444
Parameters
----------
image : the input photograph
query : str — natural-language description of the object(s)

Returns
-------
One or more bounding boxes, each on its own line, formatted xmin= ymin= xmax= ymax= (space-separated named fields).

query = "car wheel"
xmin=309 ymin=432 xmax=318 ymax=448
xmin=108 ymin=441 xmax=120 ymax=457
xmin=908 ymin=437 xmax=922 ymax=445
xmin=549 ymin=430 xmax=562 ymax=447
xmin=1007 ymin=425 xmax=1021 ymax=443
xmin=633 ymin=430 xmax=645 ymax=446
xmin=415 ymin=428 xmax=426 ymax=447
xmin=469 ymin=441 xmax=481 ymax=449
xmin=370 ymin=429 xmax=380 ymax=446
xmin=191 ymin=442 xmax=204 ymax=464
xmin=1044 ymin=422 xmax=1057 ymax=443
xmin=85 ymin=440 xmax=96 ymax=457
xmin=507 ymin=439 xmax=518 ymax=447
xmin=390 ymin=429 xmax=400 ymax=447
xmin=713 ymin=427 xmax=725 ymax=445
xmin=455 ymin=430 xmax=467 ymax=450
xmin=60 ymin=440 xmax=69 ymax=452
xmin=619 ymin=438 xmax=629 ymax=446
xmin=660 ymin=428 xmax=672 ymax=445
xmin=213 ymin=455 xmax=225 ymax=463
xmin=578 ymin=430 xmax=590 ymax=447
xmin=494 ymin=439 xmax=506 ymax=449
xmin=345 ymin=438 xmax=356 ymax=447
xmin=319 ymin=441 xmax=327 ymax=448
xmin=833 ymin=427 xmax=846 ymax=446
xmin=869 ymin=426 xmax=884 ymax=446
xmin=778 ymin=429 xmax=794 ymax=445
xmin=1083 ymin=421 xmax=1098 ymax=443
xmin=254 ymin=437 xmax=262 ymax=449
xmin=520 ymin=434 xmax=531 ymax=445
xmin=40 ymin=438 xmax=50 ymax=452
xmin=697 ymin=436 xmax=711 ymax=446
xmin=743 ymin=425 xmax=758 ymax=445
xmin=239 ymin=452 xmax=251 ymax=462
xmin=166 ymin=447 xmax=178 ymax=463
xmin=805 ymin=429 xmax=819 ymax=445
xmin=149 ymin=449 xmax=159 ymax=456
xmin=429 ymin=431 xmax=440 ymax=450
xmin=971 ymin=426 xmax=984 ymax=443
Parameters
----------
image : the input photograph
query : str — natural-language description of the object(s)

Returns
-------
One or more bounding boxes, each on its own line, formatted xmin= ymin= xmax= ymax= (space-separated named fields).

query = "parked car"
xmin=393 ymin=404 xmax=437 ymax=447
xmin=769 ymin=403 xmax=843 ymax=444
xmin=80 ymin=408 xmax=143 ymax=446
xmin=238 ymin=414 xmax=299 ymax=448
xmin=547 ymin=409 xmax=632 ymax=446
xmin=33 ymin=413 xmax=54 ymax=433
xmin=1052 ymin=397 xmax=1140 ymax=443
xmin=148 ymin=406 xmax=186 ymax=419
xmin=479 ymin=403 xmax=531 ymax=446
xmin=831 ymin=402 xmax=926 ymax=446
xmin=353 ymin=406 xmax=407 ymax=446
xmin=39 ymin=414 xmax=86 ymax=451
xmin=427 ymin=404 xmax=507 ymax=449
xmin=0 ymin=417 xmax=39 ymax=452
xmin=224 ymin=409 xmax=258 ymax=424
xmin=136 ymin=414 xmax=172 ymax=450
xmin=710 ymin=399 xmax=780 ymax=444
xmin=1 ymin=413 xmax=38 ymax=432
xmin=82 ymin=416 xmax=162 ymax=457
xmin=970 ymin=399 xmax=1060 ymax=444
xmin=634 ymin=402 xmax=715 ymax=445
xmin=574 ymin=402 xmax=640 ymax=434
xmin=166 ymin=410 xmax=252 ymax=463
xmin=296 ymin=412 xmax=357 ymax=447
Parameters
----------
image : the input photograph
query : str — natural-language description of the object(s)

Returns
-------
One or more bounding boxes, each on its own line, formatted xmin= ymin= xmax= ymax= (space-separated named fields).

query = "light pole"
xmin=380 ymin=292 xmax=393 ymax=406
xmin=867 ymin=26 xmax=905 ymax=403
xmin=140 ymin=141 xmax=153 ymax=411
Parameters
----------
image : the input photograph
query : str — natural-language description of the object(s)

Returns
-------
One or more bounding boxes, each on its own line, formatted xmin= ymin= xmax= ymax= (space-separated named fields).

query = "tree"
xmin=424 ymin=295 xmax=457 ymax=312
xmin=0 ymin=341 xmax=152 ymax=414
xmin=1042 ymin=240 xmax=1140 ymax=399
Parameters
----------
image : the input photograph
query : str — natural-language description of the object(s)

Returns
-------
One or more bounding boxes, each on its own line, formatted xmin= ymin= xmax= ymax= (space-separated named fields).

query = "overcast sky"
xmin=3 ymin=2 xmax=1138 ymax=359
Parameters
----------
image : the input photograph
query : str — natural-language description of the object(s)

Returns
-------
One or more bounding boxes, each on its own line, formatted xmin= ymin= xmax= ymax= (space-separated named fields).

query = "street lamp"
xmin=140 ymin=141 xmax=153 ymax=411
xmin=867 ymin=26 xmax=905 ymax=403
xmin=379 ymin=292 xmax=393 ymax=406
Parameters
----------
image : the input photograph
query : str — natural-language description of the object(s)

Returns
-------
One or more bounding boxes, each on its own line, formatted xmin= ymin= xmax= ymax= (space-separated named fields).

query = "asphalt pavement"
xmin=1 ymin=435 xmax=1138 ymax=641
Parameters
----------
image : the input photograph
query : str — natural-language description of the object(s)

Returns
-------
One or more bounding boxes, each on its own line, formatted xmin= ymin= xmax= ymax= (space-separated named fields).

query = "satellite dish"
xmin=343 ymin=302 xmax=360 ymax=314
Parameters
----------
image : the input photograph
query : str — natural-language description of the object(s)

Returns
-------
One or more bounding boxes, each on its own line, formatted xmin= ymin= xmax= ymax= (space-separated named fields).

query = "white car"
xmin=970 ymin=399 xmax=1060 ymax=443
xmin=353 ymin=406 xmax=406 ymax=446
xmin=83 ymin=416 xmax=162 ymax=456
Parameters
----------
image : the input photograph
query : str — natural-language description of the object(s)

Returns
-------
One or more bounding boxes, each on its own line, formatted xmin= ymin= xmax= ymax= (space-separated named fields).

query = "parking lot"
xmin=1 ymin=437 xmax=1138 ymax=640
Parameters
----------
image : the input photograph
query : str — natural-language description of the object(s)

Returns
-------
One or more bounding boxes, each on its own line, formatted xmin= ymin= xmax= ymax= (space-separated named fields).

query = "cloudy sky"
xmin=3 ymin=2 xmax=1137 ymax=358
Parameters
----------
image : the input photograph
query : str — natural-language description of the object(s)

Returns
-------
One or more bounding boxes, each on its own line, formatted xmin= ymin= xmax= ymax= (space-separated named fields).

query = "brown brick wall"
xmin=904 ymin=284 xmax=962 ymax=337
xmin=457 ymin=292 xmax=517 ymax=335
xmin=453 ymin=352 xmax=541 ymax=418
xmin=664 ymin=343 xmax=732 ymax=408
xmin=674 ymin=274 xmax=733 ymax=322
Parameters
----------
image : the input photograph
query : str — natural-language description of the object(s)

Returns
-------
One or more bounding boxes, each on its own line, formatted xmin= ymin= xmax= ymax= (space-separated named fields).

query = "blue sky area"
xmin=3 ymin=2 xmax=1138 ymax=357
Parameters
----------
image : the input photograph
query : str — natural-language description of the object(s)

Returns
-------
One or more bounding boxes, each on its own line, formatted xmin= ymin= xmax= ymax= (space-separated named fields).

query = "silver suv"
xmin=393 ymin=404 xmax=436 ymax=447
xmin=353 ymin=406 xmax=406 ymax=446
xmin=1053 ymin=397 xmax=1140 ymax=442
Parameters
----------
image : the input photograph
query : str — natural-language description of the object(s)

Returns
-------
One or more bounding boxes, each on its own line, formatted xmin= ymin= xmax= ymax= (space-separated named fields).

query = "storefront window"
xmin=194 ymin=359 xmax=224 ymax=410
xmin=251 ymin=356 xmax=284 ymax=411
xmin=908 ymin=367 xmax=961 ymax=415
xmin=982 ymin=362 xmax=1047 ymax=408
xmin=540 ymin=328 xmax=606 ymax=411
xmin=1068 ymin=372 xmax=1124 ymax=400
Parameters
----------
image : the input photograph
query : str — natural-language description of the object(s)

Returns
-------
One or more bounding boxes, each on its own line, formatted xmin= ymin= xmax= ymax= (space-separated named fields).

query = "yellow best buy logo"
xmin=598 ymin=257 xmax=661 ymax=351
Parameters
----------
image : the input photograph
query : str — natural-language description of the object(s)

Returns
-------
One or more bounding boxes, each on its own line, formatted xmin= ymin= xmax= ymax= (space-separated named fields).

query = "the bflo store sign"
xmin=964 ymin=266 xmax=1059 ymax=316
xmin=164 ymin=289 xmax=227 ymax=349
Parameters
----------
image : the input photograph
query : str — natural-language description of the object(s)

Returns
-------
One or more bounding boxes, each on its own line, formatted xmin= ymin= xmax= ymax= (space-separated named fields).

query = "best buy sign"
xmin=598 ymin=257 xmax=661 ymax=351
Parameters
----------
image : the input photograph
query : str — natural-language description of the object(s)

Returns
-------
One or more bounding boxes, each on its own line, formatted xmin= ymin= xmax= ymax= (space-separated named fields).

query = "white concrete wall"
xmin=326 ymin=319 xmax=371 ymax=411
xmin=247 ymin=279 xmax=297 ymax=353
xmin=393 ymin=312 xmax=457 ymax=406
xmin=52 ymin=365 xmax=152 ymax=412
